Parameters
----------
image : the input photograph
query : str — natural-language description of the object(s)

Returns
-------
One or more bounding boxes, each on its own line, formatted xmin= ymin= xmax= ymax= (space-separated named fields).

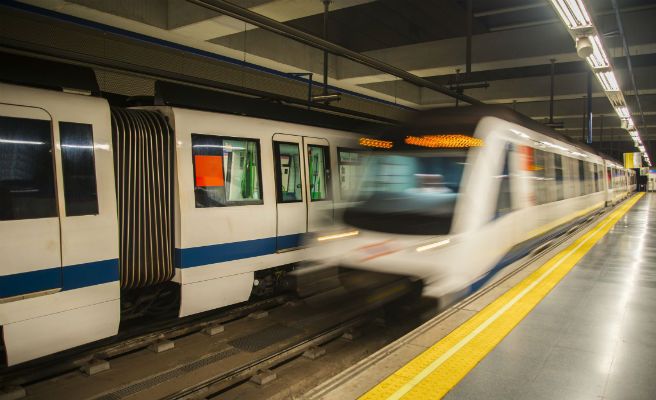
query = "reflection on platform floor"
xmin=446 ymin=194 xmax=656 ymax=400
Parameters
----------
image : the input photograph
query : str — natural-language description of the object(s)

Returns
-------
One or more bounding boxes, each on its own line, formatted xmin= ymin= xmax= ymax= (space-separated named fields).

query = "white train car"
xmin=628 ymin=168 xmax=637 ymax=193
xmin=604 ymin=159 xmax=631 ymax=205
xmin=157 ymin=106 xmax=365 ymax=317
xmin=307 ymin=106 xmax=634 ymax=300
xmin=0 ymin=56 xmax=374 ymax=366
xmin=0 ymin=82 xmax=120 ymax=365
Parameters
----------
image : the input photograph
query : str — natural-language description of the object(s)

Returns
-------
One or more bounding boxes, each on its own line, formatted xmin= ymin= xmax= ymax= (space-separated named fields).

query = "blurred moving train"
xmin=0 ymin=54 xmax=376 ymax=366
xmin=309 ymin=106 xmax=636 ymax=303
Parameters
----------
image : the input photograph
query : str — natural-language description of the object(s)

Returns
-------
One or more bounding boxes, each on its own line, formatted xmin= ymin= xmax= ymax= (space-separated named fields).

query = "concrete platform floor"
xmin=446 ymin=194 xmax=656 ymax=400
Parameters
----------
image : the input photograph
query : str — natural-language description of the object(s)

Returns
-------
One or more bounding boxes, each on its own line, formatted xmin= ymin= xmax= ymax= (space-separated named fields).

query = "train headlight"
xmin=416 ymin=239 xmax=450 ymax=252
xmin=316 ymin=230 xmax=359 ymax=242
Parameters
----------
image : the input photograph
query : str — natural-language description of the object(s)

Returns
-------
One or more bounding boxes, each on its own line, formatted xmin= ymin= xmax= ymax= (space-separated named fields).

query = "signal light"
xmin=405 ymin=134 xmax=484 ymax=148
xmin=359 ymin=138 xmax=393 ymax=149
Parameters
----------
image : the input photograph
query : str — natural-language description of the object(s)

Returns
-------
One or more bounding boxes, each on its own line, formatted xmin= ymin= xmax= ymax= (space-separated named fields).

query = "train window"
xmin=593 ymin=164 xmax=599 ymax=192
xmin=495 ymin=145 xmax=512 ymax=218
xmin=191 ymin=134 xmax=262 ymax=207
xmin=554 ymin=154 xmax=564 ymax=201
xmin=578 ymin=160 xmax=585 ymax=195
xmin=533 ymin=149 xmax=548 ymax=205
xmin=60 ymin=122 xmax=99 ymax=216
xmin=274 ymin=142 xmax=302 ymax=203
xmin=338 ymin=148 xmax=363 ymax=200
xmin=567 ymin=157 xmax=577 ymax=198
xmin=308 ymin=145 xmax=330 ymax=201
xmin=0 ymin=116 xmax=57 ymax=221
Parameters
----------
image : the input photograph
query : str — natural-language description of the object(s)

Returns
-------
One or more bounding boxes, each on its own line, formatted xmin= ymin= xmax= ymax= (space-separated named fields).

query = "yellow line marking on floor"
xmin=361 ymin=194 xmax=644 ymax=400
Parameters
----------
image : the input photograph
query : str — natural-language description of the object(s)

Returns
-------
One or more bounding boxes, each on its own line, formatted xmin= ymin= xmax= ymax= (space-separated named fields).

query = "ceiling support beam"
xmin=186 ymin=0 xmax=483 ymax=105
xmin=474 ymin=3 xmax=546 ymax=18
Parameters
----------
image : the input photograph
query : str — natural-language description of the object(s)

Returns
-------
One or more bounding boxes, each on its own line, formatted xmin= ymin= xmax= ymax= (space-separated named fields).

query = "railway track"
xmin=0 ymin=294 xmax=292 ymax=388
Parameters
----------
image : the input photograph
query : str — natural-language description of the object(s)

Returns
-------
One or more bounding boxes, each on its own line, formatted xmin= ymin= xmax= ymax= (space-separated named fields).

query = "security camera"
xmin=576 ymin=36 xmax=593 ymax=59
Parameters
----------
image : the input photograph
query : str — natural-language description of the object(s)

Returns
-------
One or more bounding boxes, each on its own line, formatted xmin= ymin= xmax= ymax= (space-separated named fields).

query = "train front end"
xmin=306 ymin=128 xmax=482 ymax=297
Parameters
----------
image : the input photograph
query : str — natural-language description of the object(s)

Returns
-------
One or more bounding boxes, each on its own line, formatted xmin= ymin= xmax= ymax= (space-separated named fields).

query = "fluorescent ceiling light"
xmin=549 ymin=0 xmax=651 ymax=165
xmin=595 ymin=70 xmax=619 ymax=91
xmin=587 ymin=35 xmax=610 ymax=69
xmin=551 ymin=0 xmax=592 ymax=29
xmin=615 ymin=106 xmax=630 ymax=119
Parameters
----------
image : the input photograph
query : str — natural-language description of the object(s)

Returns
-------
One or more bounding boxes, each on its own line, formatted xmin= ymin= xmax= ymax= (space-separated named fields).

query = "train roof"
xmin=384 ymin=105 xmax=620 ymax=163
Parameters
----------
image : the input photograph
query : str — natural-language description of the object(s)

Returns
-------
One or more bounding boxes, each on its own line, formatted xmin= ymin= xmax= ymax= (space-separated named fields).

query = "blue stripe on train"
xmin=468 ymin=213 xmax=596 ymax=294
xmin=0 ymin=258 xmax=119 ymax=298
xmin=175 ymin=233 xmax=307 ymax=268
xmin=1 ymin=233 xmax=308 ymax=297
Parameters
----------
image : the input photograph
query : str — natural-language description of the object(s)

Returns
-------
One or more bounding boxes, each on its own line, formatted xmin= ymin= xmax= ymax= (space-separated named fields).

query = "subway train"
xmin=0 ymin=55 xmax=378 ymax=365
xmin=307 ymin=106 xmax=636 ymax=302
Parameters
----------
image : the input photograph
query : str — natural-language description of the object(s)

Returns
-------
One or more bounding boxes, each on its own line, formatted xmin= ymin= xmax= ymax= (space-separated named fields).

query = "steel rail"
xmin=0 ymin=294 xmax=291 ymax=386
xmin=186 ymin=0 xmax=484 ymax=106
xmin=164 ymin=315 xmax=371 ymax=400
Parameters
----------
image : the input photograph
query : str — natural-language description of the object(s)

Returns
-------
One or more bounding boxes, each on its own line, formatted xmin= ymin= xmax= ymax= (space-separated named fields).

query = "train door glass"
xmin=533 ymin=149 xmax=548 ymax=205
xmin=338 ymin=148 xmax=363 ymax=200
xmin=303 ymin=137 xmax=334 ymax=231
xmin=273 ymin=135 xmax=307 ymax=251
xmin=578 ymin=160 xmax=585 ymax=195
xmin=274 ymin=142 xmax=302 ymax=202
xmin=0 ymin=105 xmax=62 ymax=298
xmin=554 ymin=154 xmax=564 ymax=200
xmin=495 ymin=145 xmax=512 ymax=218
xmin=307 ymin=145 xmax=330 ymax=201
xmin=59 ymin=122 xmax=99 ymax=216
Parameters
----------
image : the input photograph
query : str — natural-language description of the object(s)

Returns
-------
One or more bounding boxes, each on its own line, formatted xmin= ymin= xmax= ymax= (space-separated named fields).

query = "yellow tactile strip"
xmin=361 ymin=194 xmax=644 ymax=400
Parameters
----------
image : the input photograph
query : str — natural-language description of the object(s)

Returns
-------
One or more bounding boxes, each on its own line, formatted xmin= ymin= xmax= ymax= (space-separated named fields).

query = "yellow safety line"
xmin=361 ymin=193 xmax=644 ymax=400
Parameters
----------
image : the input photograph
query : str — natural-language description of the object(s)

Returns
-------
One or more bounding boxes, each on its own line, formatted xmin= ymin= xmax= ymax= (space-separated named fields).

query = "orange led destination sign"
xmin=359 ymin=137 xmax=394 ymax=149
xmin=405 ymin=134 xmax=484 ymax=148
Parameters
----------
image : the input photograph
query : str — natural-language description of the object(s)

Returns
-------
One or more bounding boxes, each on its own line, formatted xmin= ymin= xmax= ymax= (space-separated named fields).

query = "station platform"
xmin=306 ymin=193 xmax=654 ymax=400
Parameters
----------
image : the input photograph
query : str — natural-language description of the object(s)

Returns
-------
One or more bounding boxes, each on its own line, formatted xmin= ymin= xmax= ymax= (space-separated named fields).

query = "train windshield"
xmin=343 ymin=151 xmax=467 ymax=235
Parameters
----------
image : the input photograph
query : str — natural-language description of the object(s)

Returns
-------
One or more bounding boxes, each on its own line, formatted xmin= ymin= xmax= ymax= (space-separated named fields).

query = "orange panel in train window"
xmin=195 ymin=155 xmax=224 ymax=187
xmin=520 ymin=146 xmax=534 ymax=171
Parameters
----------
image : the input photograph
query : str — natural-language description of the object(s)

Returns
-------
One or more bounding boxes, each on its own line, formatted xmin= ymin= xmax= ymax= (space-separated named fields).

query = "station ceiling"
xmin=5 ymin=0 xmax=656 ymax=150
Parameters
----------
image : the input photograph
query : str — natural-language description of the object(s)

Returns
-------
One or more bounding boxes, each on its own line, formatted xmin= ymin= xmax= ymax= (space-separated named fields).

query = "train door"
xmin=0 ymin=104 xmax=62 ymax=298
xmin=273 ymin=134 xmax=307 ymax=251
xmin=304 ymin=137 xmax=334 ymax=232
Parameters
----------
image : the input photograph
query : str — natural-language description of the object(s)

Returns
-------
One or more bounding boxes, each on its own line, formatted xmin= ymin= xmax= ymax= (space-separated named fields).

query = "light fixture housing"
xmin=552 ymin=0 xmax=592 ymax=29
xmin=586 ymin=35 xmax=610 ymax=69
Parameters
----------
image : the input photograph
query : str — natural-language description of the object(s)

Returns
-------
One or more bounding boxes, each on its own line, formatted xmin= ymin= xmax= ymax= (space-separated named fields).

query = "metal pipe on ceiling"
xmin=586 ymin=71 xmax=593 ymax=144
xmin=322 ymin=0 xmax=330 ymax=97
xmin=549 ymin=59 xmax=555 ymax=125
xmin=609 ymin=0 xmax=646 ymax=130
xmin=466 ymin=0 xmax=472 ymax=77
xmin=186 ymin=0 xmax=483 ymax=106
